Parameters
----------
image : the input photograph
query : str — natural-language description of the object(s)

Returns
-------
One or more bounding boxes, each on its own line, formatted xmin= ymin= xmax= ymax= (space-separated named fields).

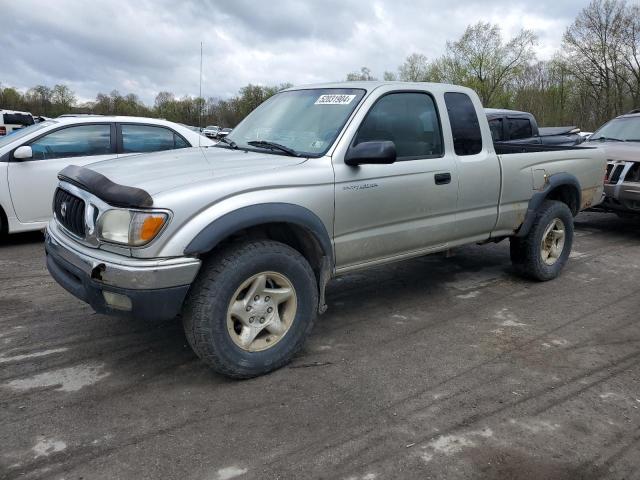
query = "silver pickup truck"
xmin=44 ymin=82 xmax=605 ymax=378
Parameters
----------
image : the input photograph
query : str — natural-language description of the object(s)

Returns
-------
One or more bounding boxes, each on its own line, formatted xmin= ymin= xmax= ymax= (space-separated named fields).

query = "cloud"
xmin=0 ymin=0 xmax=585 ymax=104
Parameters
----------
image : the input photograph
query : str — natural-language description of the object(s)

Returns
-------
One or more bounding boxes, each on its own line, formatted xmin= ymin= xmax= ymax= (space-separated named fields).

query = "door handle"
xmin=434 ymin=172 xmax=451 ymax=185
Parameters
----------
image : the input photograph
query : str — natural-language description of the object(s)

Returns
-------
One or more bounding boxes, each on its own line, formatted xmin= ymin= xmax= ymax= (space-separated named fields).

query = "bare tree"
xmin=436 ymin=22 xmax=537 ymax=106
xmin=562 ymin=0 xmax=629 ymax=123
xmin=383 ymin=71 xmax=397 ymax=81
xmin=51 ymin=84 xmax=76 ymax=115
xmin=346 ymin=67 xmax=377 ymax=81
xmin=398 ymin=53 xmax=430 ymax=81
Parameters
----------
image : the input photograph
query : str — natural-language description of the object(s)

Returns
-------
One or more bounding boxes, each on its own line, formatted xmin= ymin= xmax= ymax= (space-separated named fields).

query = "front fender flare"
xmin=183 ymin=203 xmax=333 ymax=262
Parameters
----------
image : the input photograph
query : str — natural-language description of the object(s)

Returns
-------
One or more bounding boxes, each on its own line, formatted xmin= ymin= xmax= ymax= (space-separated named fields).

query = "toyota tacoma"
xmin=43 ymin=82 xmax=606 ymax=378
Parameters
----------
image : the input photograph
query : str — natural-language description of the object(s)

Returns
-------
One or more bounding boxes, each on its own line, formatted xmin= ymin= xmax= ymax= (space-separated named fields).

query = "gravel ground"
xmin=0 ymin=211 xmax=639 ymax=480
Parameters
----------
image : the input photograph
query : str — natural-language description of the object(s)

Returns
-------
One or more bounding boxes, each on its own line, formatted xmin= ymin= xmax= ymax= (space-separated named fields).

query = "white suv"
xmin=0 ymin=115 xmax=214 ymax=235
xmin=0 ymin=110 xmax=35 ymax=136
xmin=202 ymin=125 xmax=220 ymax=138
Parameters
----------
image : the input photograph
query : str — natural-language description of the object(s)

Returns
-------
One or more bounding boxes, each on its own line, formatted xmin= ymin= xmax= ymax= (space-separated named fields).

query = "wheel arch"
xmin=516 ymin=173 xmax=581 ymax=238
xmin=184 ymin=203 xmax=334 ymax=312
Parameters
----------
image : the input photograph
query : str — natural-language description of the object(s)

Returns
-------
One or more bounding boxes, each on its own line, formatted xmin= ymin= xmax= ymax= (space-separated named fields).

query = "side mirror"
xmin=13 ymin=145 xmax=33 ymax=160
xmin=345 ymin=141 xmax=396 ymax=166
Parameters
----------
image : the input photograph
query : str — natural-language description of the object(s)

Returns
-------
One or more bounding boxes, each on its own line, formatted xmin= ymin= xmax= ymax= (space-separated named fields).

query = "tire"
xmin=509 ymin=200 xmax=574 ymax=281
xmin=182 ymin=240 xmax=318 ymax=379
xmin=0 ymin=207 xmax=7 ymax=240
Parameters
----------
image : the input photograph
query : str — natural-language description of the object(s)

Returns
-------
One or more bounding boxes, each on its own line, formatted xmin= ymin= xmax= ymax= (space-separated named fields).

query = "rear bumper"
xmin=45 ymin=225 xmax=201 ymax=321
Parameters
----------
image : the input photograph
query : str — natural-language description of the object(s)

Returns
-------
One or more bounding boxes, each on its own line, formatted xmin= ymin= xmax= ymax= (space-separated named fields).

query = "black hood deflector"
xmin=58 ymin=165 xmax=154 ymax=208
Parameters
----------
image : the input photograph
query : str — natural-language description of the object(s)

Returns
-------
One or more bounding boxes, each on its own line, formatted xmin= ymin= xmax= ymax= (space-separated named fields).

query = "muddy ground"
xmin=1 ymin=211 xmax=639 ymax=480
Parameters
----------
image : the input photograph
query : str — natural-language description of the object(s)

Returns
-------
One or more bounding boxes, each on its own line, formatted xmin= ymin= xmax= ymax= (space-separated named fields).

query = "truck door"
xmin=443 ymin=92 xmax=501 ymax=239
xmin=333 ymin=91 xmax=459 ymax=270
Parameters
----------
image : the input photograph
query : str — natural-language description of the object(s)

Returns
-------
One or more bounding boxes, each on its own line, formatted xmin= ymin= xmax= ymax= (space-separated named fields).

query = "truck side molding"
xmin=515 ymin=172 xmax=581 ymax=238
xmin=183 ymin=202 xmax=334 ymax=262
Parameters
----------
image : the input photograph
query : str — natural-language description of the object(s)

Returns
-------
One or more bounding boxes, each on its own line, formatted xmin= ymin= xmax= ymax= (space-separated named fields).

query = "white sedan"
xmin=0 ymin=115 xmax=214 ymax=235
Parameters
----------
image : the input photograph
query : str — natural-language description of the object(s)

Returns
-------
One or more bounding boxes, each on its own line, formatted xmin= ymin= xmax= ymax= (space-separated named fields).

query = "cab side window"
xmin=29 ymin=124 xmax=112 ymax=160
xmin=507 ymin=118 xmax=533 ymax=140
xmin=444 ymin=92 xmax=482 ymax=155
xmin=489 ymin=118 xmax=503 ymax=141
xmin=121 ymin=124 xmax=189 ymax=153
xmin=353 ymin=92 xmax=443 ymax=160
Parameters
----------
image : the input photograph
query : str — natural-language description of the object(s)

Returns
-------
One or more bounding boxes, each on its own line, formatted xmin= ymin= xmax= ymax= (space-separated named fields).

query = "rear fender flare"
xmin=515 ymin=173 xmax=581 ymax=238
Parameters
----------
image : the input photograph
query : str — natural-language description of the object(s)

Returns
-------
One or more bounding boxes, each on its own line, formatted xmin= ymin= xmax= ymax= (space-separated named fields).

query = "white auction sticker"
xmin=315 ymin=94 xmax=356 ymax=105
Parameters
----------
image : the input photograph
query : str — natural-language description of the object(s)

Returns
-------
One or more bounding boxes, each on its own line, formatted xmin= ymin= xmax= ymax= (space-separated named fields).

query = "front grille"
xmin=54 ymin=188 xmax=86 ymax=237
xmin=606 ymin=163 xmax=614 ymax=180
xmin=608 ymin=165 xmax=624 ymax=184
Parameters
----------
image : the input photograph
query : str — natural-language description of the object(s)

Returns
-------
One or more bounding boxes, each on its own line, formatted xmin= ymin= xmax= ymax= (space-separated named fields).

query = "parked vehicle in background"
xmin=44 ymin=81 xmax=605 ymax=379
xmin=203 ymin=125 xmax=220 ymax=138
xmin=0 ymin=115 xmax=214 ymax=235
xmin=0 ymin=109 xmax=35 ymax=136
xmin=588 ymin=110 xmax=640 ymax=216
xmin=578 ymin=131 xmax=593 ymax=140
xmin=217 ymin=127 xmax=232 ymax=138
xmin=485 ymin=109 xmax=584 ymax=146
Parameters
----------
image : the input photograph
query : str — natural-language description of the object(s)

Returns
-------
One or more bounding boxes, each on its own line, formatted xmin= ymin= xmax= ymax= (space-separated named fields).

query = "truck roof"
xmin=484 ymin=108 xmax=532 ymax=117
xmin=617 ymin=111 xmax=640 ymax=119
xmin=282 ymin=81 xmax=473 ymax=94
xmin=0 ymin=109 xmax=33 ymax=116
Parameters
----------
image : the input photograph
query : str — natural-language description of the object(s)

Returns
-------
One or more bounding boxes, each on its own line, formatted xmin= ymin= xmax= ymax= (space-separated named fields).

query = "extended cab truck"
xmin=44 ymin=82 xmax=606 ymax=378
xmin=486 ymin=108 xmax=584 ymax=146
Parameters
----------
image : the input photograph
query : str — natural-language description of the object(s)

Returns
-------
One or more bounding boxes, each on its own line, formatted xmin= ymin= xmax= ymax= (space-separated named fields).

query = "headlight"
xmin=98 ymin=210 xmax=169 ymax=246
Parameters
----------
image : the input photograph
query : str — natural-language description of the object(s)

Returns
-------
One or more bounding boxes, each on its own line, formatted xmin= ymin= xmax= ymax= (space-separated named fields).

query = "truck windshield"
xmin=224 ymin=88 xmax=366 ymax=157
xmin=590 ymin=117 xmax=640 ymax=142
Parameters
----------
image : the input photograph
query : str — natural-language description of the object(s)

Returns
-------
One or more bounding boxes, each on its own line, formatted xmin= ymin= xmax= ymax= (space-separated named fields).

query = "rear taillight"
xmin=0 ymin=126 xmax=6 ymax=136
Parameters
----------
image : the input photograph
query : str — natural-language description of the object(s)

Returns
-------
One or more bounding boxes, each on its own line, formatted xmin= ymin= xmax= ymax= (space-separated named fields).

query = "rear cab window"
xmin=3 ymin=113 xmax=35 ymax=127
xmin=444 ymin=92 xmax=483 ymax=156
xmin=488 ymin=119 xmax=503 ymax=141
xmin=507 ymin=118 xmax=533 ymax=140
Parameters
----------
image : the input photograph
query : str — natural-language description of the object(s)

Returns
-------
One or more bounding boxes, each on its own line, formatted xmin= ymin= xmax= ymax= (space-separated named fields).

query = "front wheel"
xmin=510 ymin=200 xmax=574 ymax=281
xmin=182 ymin=240 xmax=318 ymax=379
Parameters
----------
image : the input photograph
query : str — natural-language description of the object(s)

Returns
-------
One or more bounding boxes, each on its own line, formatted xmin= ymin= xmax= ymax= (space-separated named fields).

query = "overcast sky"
xmin=1 ymin=0 xmax=587 ymax=105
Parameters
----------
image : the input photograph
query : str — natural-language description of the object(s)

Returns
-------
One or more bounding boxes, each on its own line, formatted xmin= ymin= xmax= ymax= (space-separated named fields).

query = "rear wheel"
xmin=182 ymin=240 xmax=318 ymax=379
xmin=510 ymin=200 xmax=574 ymax=281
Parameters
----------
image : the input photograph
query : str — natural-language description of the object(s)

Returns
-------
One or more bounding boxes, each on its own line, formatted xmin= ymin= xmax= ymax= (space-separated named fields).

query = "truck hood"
xmin=86 ymin=147 xmax=307 ymax=195
xmin=590 ymin=141 xmax=640 ymax=163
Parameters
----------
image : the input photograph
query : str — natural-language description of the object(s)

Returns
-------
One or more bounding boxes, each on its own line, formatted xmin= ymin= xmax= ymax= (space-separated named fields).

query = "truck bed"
xmin=493 ymin=142 xmax=605 ymax=238
xmin=494 ymin=142 xmax=592 ymax=155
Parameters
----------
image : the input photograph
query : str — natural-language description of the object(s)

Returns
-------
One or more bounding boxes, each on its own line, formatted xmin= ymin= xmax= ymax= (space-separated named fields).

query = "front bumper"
xmin=45 ymin=224 xmax=201 ymax=321
xmin=601 ymin=182 xmax=640 ymax=213
xmin=597 ymin=160 xmax=640 ymax=214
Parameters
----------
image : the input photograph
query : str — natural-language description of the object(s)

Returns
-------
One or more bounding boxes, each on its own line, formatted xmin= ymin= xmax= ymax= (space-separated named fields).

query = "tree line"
xmin=348 ymin=0 xmax=640 ymax=130
xmin=1 ymin=0 xmax=637 ymax=131
xmin=0 ymin=81 xmax=292 ymax=129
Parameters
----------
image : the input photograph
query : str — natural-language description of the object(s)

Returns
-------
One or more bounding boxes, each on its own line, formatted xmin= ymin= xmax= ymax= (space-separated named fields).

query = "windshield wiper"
xmin=216 ymin=136 xmax=238 ymax=149
xmin=247 ymin=140 xmax=300 ymax=157
xmin=591 ymin=136 xmax=624 ymax=142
